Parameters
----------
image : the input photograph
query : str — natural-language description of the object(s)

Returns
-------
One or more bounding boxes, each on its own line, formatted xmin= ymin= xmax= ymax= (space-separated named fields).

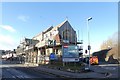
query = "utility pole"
xmin=87 ymin=17 xmax=92 ymax=70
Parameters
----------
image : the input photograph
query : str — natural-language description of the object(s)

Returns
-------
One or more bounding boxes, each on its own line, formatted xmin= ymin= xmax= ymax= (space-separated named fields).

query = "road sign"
xmin=49 ymin=53 xmax=58 ymax=60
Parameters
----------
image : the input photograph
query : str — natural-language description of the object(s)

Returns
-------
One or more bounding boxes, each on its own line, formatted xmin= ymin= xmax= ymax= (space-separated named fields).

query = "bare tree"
xmin=100 ymin=32 xmax=119 ymax=62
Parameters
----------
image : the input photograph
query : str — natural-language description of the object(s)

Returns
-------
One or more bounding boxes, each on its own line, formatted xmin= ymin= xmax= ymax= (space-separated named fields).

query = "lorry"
xmin=84 ymin=56 xmax=99 ymax=65
xmin=90 ymin=56 xmax=99 ymax=65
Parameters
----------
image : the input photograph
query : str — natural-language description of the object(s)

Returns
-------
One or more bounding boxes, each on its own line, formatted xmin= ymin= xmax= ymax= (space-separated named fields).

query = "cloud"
xmin=18 ymin=15 xmax=29 ymax=22
xmin=0 ymin=25 xmax=16 ymax=32
xmin=0 ymin=25 xmax=17 ymax=50
xmin=0 ymin=34 xmax=18 ymax=50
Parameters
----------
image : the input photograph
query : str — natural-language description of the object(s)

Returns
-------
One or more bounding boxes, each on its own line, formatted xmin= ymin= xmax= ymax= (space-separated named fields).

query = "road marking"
xmin=105 ymin=73 xmax=112 ymax=78
xmin=12 ymin=76 xmax=16 ymax=78
xmin=16 ymin=75 xmax=24 ymax=78
xmin=98 ymin=64 xmax=120 ymax=67
xmin=101 ymin=66 xmax=117 ymax=70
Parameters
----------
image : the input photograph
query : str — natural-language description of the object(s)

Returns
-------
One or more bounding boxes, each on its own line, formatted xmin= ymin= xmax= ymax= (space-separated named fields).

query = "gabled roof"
xmin=33 ymin=19 xmax=70 ymax=39
xmin=52 ymin=19 xmax=68 ymax=31
xmin=43 ymin=26 xmax=53 ymax=34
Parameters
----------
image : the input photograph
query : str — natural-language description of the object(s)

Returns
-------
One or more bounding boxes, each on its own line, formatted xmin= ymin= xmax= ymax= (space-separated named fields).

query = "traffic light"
xmin=88 ymin=45 xmax=91 ymax=50
xmin=85 ymin=50 xmax=87 ymax=54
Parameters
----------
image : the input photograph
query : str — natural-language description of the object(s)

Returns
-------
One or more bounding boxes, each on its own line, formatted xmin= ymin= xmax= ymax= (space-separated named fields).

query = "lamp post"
xmin=87 ymin=17 xmax=92 ymax=69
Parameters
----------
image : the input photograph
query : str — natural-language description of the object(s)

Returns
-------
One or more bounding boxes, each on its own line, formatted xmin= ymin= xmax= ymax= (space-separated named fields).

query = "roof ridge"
xmin=33 ymin=19 xmax=69 ymax=38
xmin=52 ymin=19 xmax=68 ymax=30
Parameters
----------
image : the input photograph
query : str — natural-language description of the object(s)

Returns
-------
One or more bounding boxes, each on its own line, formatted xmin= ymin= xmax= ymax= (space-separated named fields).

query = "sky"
xmin=0 ymin=2 xmax=118 ymax=54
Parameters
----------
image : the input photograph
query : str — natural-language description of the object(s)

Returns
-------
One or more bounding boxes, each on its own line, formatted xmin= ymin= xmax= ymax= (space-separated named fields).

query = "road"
xmin=98 ymin=64 xmax=120 ymax=78
xmin=1 ymin=60 xmax=119 ymax=79
xmin=90 ymin=63 xmax=119 ymax=78
xmin=1 ymin=60 xmax=59 ymax=80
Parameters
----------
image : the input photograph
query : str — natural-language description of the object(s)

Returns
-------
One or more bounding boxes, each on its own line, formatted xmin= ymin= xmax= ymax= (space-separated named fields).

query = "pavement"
xmin=33 ymin=65 xmax=106 ymax=78
xmin=23 ymin=63 xmax=113 ymax=79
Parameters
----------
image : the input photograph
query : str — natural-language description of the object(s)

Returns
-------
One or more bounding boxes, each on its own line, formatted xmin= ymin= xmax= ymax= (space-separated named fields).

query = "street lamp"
xmin=87 ymin=17 xmax=92 ymax=70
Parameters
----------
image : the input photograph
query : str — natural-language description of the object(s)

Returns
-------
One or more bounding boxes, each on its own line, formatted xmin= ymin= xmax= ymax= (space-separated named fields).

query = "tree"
xmin=100 ymin=32 xmax=119 ymax=62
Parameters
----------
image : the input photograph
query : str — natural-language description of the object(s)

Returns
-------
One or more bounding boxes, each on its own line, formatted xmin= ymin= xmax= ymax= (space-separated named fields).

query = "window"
xmin=63 ymin=30 xmax=70 ymax=40
xmin=47 ymin=49 xmax=50 ymax=55
xmin=46 ymin=34 xmax=48 ymax=38
xmin=50 ymin=32 xmax=52 ymax=36
xmin=53 ymin=49 xmax=55 ymax=53
xmin=56 ymin=49 xmax=58 ymax=54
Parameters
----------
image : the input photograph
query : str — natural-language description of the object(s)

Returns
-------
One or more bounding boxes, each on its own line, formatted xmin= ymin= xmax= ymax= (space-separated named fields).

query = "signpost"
xmin=62 ymin=45 xmax=79 ymax=66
